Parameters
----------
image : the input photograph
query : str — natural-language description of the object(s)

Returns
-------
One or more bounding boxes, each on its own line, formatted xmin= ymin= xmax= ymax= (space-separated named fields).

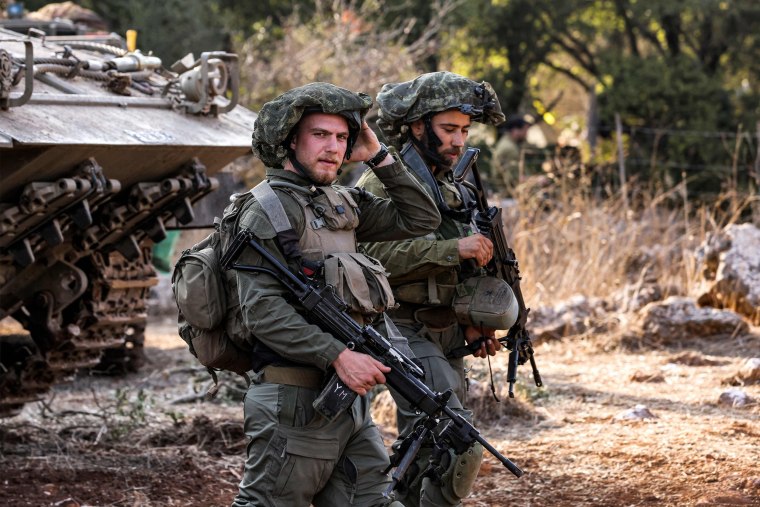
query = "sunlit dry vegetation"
xmin=235 ymin=0 xmax=458 ymax=111
xmin=512 ymin=176 xmax=759 ymax=310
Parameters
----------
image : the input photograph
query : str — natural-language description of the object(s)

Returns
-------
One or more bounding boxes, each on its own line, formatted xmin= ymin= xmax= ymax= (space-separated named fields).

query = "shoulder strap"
xmin=401 ymin=141 xmax=472 ymax=224
xmin=250 ymin=180 xmax=301 ymax=261
xmin=252 ymin=181 xmax=292 ymax=233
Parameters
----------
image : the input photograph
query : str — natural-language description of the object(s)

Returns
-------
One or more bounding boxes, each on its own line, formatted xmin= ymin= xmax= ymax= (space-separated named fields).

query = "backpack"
xmin=171 ymin=181 xmax=397 ymax=385
xmin=171 ymin=191 xmax=254 ymax=382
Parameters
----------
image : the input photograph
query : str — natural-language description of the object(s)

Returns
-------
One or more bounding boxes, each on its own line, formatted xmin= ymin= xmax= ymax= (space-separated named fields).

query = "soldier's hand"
xmin=465 ymin=326 xmax=501 ymax=358
xmin=458 ymin=234 xmax=494 ymax=267
xmin=332 ymin=349 xmax=391 ymax=396
xmin=349 ymin=121 xmax=392 ymax=167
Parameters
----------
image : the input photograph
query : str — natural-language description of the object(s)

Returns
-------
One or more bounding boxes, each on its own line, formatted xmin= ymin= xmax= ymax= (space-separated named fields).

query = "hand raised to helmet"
xmin=349 ymin=121 xmax=392 ymax=167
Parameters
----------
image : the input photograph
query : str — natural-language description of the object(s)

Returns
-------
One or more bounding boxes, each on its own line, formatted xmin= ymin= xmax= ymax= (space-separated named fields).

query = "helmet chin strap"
xmin=288 ymin=152 xmax=311 ymax=179
xmin=410 ymin=114 xmax=449 ymax=171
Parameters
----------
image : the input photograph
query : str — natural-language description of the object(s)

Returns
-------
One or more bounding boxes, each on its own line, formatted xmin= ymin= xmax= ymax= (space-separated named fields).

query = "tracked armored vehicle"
xmin=0 ymin=27 xmax=257 ymax=417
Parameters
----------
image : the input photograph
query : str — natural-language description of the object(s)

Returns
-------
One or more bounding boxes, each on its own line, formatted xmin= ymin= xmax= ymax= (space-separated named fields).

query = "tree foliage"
xmin=23 ymin=0 xmax=757 ymax=191
xmin=440 ymin=0 xmax=759 ymax=190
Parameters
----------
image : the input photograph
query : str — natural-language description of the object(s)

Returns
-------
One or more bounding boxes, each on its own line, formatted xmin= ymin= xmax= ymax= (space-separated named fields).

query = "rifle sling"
xmin=400 ymin=142 xmax=471 ymax=224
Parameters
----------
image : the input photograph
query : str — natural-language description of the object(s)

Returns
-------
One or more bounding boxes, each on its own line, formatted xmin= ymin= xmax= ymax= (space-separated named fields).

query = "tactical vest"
xmin=392 ymin=144 xmax=519 ymax=332
xmin=392 ymin=143 xmax=471 ymax=309
xmin=255 ymin=181 xmax=396 ymax=318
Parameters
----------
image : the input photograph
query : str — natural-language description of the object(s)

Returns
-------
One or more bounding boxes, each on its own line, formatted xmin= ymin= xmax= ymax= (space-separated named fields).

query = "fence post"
xmin=615 ymin=113 xmax=628 ymax=211
xmin=754 ymin=122 xmax=760 ymax=223
xmin=755 ymin=122 xmax=760 ymax=185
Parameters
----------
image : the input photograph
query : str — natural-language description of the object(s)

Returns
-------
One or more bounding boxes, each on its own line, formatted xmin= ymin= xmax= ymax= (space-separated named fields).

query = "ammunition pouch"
xmin=395 ymin=280 xmax=458 ymax=306
xmin=312 ymin=372 xmax=357 ymax=421
xmin=324 ymin=252 xmax=397 ymax=316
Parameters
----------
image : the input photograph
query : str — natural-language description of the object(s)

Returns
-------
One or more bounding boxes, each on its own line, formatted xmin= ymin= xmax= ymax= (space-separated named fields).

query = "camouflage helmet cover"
xmin=252 ymin=82 xmax=373 ymax=167
xmin=376 ymin=72 xmax=505 ymax=148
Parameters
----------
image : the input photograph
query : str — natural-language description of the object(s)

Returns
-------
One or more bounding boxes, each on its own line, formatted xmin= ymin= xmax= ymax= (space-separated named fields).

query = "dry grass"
xmin=3 ymin=325 xmax=757 ymax=507
xmin=510 ymin=174 xmax=758 ymax=313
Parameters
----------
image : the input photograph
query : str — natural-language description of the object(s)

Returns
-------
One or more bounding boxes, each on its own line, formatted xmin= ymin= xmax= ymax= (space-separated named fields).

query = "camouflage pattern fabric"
xmin=252 ymin=82 xmax=372 ymax=167
xmin=376 ymin=72 xmax=505 ymax=149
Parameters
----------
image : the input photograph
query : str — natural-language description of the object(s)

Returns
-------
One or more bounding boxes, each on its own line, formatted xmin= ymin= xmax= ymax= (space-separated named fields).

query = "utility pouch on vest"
xmin=313 ymin=372 xmax=358 ymax=421
xmin=452 ymin=276 xmax=519 ymax=330
xmin=309 ymin=187 xmax=360 ymax=231
xmin=395 ymin=279 xmax=458 ymax=306
xmin=324 ymin=252 xmax=397 ymax=316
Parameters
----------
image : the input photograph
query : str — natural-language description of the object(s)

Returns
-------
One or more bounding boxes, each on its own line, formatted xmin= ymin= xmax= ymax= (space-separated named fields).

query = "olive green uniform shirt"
xmin=355 ymin=164 xmax=466 ymax=288
xmin=491 ymin=134 xmax=521 ymax=194
xmin=233 ymin=157 xmax=439 ymax=370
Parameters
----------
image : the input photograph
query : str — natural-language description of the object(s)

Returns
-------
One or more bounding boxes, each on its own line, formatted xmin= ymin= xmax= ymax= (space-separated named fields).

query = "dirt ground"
xmin=1 ymin=319 xmax=758 ymax=507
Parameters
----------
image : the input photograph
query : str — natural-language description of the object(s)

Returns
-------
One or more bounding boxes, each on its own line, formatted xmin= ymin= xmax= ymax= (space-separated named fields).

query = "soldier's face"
xmin=289 ymin=113 xmax=349 ymax=184
xmin=411 ymin=109 xmax=471 ymax=170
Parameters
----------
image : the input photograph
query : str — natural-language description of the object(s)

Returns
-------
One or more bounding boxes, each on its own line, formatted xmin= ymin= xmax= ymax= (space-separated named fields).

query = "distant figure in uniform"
xmin=491 ymin=114 xmax=534 ymax=196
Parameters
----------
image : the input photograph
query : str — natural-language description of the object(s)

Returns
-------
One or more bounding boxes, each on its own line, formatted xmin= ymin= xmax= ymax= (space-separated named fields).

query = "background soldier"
xmin=232 ymin=83 xmax=439 ymax=507
xmin=491 ymin=114 xmax=534 ymax=196
xmin=356 ymin=72 xmax=508 ymax=507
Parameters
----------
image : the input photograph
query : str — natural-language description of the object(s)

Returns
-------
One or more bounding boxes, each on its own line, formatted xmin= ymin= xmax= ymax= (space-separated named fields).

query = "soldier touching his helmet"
xmin=356 ymin=72 xmax=515 ymax=507
xmin=231 ymin=83 xmax=440 ymax=507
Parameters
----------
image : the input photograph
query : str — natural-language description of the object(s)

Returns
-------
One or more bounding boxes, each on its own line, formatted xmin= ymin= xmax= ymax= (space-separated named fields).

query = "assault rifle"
xmin=448 ymin=147 xmax=543 ymax=398
xmin=220 ymin=230 xmax=524 ymax=494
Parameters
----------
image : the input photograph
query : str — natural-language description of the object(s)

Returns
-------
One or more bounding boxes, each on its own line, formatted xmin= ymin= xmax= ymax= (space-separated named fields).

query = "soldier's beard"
xmin=438 ymin=148 xmax=462 ymax=170
xmin=288 ymin=153 xmax=340 ymax=185
xmin=306 ymin=167 xmax=339 ymax=185
xmin=413 ymin=133 xmax=453 ymax=173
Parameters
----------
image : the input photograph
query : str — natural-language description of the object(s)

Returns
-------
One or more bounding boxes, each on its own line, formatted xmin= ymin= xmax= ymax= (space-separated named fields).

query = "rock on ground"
xmin=718 ymin=388 xmax=754 ymax=407
xmin=696 ymin=223 xmax=760 ymax=324
xmin=613 ymin=405 xmax=657 ymax=421
xmin=529 ymin=294 xmax=610 ymax=342
xmin=631 ymin=296 xmax=748 ymax=345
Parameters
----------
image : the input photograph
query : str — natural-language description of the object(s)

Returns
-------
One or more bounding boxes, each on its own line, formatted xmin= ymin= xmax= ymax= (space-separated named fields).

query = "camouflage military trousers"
xmin=386 ymin=319 xmax=480 ymax=507
xmin=232 ymin=380 xmax=396 ymax=507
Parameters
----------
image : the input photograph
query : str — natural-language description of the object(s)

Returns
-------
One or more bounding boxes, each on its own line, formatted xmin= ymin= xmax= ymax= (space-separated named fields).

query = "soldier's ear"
xmin=410 ymin=119 xmax=425 ymax=139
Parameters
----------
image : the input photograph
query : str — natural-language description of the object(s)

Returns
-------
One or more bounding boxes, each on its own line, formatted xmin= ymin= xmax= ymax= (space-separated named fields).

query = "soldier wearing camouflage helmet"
xmin=231 ymin=82 xmax=440 ymax=507
xmin=356 ymin=72 xmax=507 ymax=507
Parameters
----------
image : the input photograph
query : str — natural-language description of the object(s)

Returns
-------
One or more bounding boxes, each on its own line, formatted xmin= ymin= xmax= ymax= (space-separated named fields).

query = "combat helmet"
xmin=376 ymin=72 xmax=505 ymax=149
xmin=252 ymin=82 xmax=372 ymax=168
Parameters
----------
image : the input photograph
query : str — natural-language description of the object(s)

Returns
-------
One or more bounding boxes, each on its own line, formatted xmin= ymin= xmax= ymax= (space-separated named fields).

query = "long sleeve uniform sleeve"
xmin=357 ymin=167 xmax=460 ymax=283
xmin=353 ymin=155 xmax=440 ymax=242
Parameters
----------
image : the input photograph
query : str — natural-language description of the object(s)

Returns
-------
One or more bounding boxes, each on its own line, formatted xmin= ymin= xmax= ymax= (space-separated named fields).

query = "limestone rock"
xmin=732 ymin=358 xmax=760 ymax=385
xmin=613 ymin=405 xmax=657 ymax=421
xmin=738 ymin=358 xmax=760 ymax=383
xmin=611 ymin=282 xmax=680 ymax=313
xmin=632 ymin=297 xmax=748 ymax=345
xmin=718 ymin=388 xmax=754 ymax=407
xmin=629 ymin=370 xmax=665 ymax=383
xmin=530 ymin=295 xmax=610 ymax=342
xmin=696 ymin=223 xmax=760 ymax=324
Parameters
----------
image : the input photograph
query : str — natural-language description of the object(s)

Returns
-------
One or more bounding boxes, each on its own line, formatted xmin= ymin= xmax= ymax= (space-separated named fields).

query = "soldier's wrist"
xmin=365 ymin=142 xmax=390 ymax=169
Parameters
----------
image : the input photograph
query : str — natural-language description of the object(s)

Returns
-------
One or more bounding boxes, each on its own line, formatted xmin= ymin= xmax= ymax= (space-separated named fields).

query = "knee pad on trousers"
xmin=440 ymin=443 xmax=484 ymax=504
